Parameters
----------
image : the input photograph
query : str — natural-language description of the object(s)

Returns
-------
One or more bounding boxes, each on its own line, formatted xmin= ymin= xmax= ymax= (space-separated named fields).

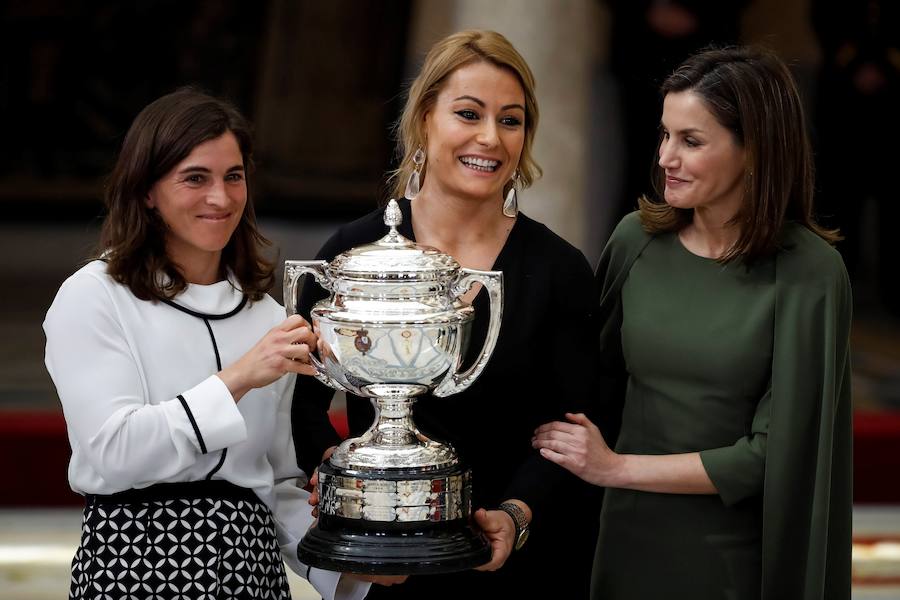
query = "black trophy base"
xmin=298 ymin=517 xmax=491 ymax=575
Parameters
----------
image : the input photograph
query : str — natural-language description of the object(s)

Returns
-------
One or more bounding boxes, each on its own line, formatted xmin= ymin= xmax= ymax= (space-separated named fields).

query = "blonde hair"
xmin=389 ymin=29 xmax=541 ymax=200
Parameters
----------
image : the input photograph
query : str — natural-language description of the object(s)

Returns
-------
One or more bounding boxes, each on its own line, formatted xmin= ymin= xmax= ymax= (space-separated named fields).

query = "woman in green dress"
xmin=533 ymin=47 xmax=852 ymax=599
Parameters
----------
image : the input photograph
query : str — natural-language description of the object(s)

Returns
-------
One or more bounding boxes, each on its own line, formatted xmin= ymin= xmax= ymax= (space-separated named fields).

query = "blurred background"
xmin=1 ymin=0 xmax=899 ymax=597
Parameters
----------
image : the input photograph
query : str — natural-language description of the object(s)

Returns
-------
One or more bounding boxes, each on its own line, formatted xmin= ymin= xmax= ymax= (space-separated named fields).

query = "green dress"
xmin=592 ymin=213 xmax=852 ymax=600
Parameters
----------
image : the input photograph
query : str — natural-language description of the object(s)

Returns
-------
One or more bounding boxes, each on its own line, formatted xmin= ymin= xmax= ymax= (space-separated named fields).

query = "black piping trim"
xmin=199 ymin=318 xmax=224 ymax=478
xmin=206 ymin=449 xmax=227 ymax=480
xmin=160 ymin=295 xmax=248 ymax=320
xmin=202 ymin=319 xmax=223 ymax=371
xmin=178 ymin=394 xmax=208 ymax=454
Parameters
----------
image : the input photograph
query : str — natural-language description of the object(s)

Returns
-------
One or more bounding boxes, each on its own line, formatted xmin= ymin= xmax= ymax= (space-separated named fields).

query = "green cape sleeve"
xmin=762 ymin=224 xmax=852 ymax=599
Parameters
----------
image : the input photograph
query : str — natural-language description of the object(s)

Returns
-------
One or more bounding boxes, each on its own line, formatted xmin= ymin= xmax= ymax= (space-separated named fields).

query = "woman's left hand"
xmin=472 ymin=508 xmax=515 ymax=571
xmin=532 ymin=412 xmax=625 ymax=487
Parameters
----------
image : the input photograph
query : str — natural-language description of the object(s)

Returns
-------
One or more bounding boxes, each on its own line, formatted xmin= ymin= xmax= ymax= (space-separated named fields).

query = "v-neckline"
xmin=397 ymin=198 xmax=520 ymax=273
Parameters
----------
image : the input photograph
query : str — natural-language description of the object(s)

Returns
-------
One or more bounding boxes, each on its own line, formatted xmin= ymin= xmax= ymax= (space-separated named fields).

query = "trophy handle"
xmin=433 ymin=269 xmax=503 ymax=397
xmin=284 ymin=260 xmax=331 ymax=314
xmin=283 ymin=260 xmax=352 ymax=393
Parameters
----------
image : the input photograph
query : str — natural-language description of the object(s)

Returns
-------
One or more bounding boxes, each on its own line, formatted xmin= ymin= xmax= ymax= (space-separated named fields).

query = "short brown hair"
xmin=99 ymin=87 xmax=274 ymax=301
xmin=390 ymin=29 xmax=542 ymax=200
xmin=639 ymin=46 xmax=839 ymax=263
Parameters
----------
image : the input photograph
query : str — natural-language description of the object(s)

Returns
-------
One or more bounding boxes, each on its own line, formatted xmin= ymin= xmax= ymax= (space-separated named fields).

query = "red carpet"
xmin=0 ymin=409 xmax=896 ymax=506
xmin=853 ymin=411 xmax=900 ymax=503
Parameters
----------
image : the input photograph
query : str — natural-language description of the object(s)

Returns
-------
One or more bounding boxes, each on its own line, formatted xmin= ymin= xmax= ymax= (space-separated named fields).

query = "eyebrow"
xmin=453 ymin=95 xmax=525 ymax=112
xmin=660 ymin=123 xmax=704 ymax=135
xmin=176 ymin=164 xmax=244 ymax=175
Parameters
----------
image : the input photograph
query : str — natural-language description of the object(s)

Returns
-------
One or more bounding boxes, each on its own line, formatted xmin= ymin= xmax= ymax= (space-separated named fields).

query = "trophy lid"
xmin=327 ymin=199 xmax=459 ymax=282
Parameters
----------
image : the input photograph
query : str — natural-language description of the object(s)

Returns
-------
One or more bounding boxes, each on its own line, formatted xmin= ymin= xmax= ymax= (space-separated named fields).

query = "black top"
xmin=292 ymin=198 xmax=601 ymax=598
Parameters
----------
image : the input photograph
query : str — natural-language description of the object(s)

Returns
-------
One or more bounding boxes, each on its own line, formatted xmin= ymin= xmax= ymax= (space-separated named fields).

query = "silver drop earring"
xmin=503 ymin=170 xmax=519 ymax=217
xmin=404 ymin=147 xmax=426 ymax=199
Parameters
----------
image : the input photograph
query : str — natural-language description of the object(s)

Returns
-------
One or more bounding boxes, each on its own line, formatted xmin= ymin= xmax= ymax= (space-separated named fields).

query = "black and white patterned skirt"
xmin=70 ymin=480 xmax=290 ymax=600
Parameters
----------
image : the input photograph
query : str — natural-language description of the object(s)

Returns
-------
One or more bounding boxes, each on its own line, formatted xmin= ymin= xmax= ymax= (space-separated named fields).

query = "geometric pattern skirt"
xmin=70 ymin=480 xmax=290 ymax=600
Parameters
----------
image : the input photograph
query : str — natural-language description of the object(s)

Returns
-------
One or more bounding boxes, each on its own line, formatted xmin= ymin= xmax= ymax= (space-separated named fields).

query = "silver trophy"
xmin=284 ymin=199 xmax=503 ymax=575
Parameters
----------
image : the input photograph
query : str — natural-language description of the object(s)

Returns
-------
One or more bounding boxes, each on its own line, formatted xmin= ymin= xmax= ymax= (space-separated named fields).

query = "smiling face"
xmin=145 ymin=131 xmax=247 ymax=277
xmin=658 ymin=91 xmax=746 ymax=218
xmin=421 ymin=61 xmax=526 ymax=204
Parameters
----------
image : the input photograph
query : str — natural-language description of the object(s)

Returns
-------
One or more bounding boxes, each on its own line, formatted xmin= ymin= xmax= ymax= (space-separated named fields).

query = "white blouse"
xmin=44 ymin=260 xmax=368 ymax=600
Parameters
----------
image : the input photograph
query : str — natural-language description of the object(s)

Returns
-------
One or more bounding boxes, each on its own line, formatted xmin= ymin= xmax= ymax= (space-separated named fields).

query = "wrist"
xmin=217 ymin=367 xmax=250 ymax=402
xmin=502 ymin=499 xmax=532 ymax=524
xmin=608 ymin=452 xmax=631 ymax=488
xmin=497 ymin=500 xmax=531 ymax=551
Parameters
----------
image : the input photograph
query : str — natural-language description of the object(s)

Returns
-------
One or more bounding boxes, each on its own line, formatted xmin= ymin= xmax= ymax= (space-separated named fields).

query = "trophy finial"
xmin=384 ymin=199 xmax=402 ymax=229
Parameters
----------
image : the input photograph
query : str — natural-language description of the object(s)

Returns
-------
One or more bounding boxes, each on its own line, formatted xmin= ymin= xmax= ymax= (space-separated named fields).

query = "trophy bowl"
xmin=285 ymin=199 xmax=503 ymax=575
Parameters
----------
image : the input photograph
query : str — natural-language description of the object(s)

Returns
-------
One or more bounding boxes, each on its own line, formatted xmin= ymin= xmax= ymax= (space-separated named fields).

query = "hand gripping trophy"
xmin=284 ymin=200 xmax=503 ymax=575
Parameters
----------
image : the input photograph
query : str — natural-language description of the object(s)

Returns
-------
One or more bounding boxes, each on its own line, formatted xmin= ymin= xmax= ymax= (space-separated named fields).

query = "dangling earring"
xmin=404 ymin=147 xmax=426 ymax=199
xmin=502 ymin=170 xmax=519 ymax=217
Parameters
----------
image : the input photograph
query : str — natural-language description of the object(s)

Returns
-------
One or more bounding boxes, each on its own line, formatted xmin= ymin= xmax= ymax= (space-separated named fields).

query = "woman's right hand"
xmin=532 ymin=412 xmax=625 ymax=486
xmin=218 ymin=314 xmax=318 ymax=402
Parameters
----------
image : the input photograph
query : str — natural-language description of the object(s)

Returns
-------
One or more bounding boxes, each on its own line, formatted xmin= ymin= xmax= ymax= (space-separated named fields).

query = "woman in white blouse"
xmin=43 ymin=88 xmax=380 ymax=600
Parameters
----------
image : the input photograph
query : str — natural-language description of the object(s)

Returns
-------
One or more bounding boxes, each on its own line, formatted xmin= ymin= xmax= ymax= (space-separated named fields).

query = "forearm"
xmin=611 ymin=452 xmax=717 ymax=495
xmin=56 ymin=371 xmax=246 ymax=489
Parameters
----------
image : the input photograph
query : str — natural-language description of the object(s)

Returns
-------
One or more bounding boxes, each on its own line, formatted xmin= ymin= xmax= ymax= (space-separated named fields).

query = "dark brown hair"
xmin=99 ymin=87 xmax=274 ymax=301
xmin=638 ymin=46 xmax=839 ymax=263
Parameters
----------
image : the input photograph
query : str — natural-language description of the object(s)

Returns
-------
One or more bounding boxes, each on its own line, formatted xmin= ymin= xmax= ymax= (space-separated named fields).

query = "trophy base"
xmin=299 ymin=461 xmax=491 ymax=575
xmin=298 ymin=517 xmax=491 ymax=575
